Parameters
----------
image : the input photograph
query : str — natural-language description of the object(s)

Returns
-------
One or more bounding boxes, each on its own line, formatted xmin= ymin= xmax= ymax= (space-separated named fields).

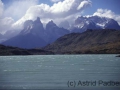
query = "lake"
xmin=0 ymin=54 xmax=120 ymax=90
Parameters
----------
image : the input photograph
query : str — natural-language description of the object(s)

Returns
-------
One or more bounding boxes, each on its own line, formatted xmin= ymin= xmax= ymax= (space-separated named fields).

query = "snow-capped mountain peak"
xmin=70 ymin=15 xmax=120 ymax=33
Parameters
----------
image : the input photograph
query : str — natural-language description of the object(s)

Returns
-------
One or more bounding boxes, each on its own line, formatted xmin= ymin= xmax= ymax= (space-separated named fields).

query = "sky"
xmin=84 ymin=0 xmax=120 ymax=15
xmin=0 ymin=0 xmax=120 ymax=34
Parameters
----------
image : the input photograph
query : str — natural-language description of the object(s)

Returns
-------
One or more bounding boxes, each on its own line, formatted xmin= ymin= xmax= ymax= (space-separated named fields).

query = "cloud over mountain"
xmin=0 ymin=0 xmax=38 ymax=34
xmin=93 ymin=9 xmax=120 ymax=25
xmin=13 ymin=0 xmax=92 ymax=29
xmin=0 ymin=0 xmax=120 ymax=36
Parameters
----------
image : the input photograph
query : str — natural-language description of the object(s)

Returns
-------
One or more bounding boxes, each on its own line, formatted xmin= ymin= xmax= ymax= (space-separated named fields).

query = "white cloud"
xmin=77 ymin=0 xmax=91 ymax=10
xmin=0 ymin=0 xmax=15 ymax=34
xmin=4 ymin=0 xmax=38 ymax=20
xmin=0 ymin=0 xmax=3 ymax=17
xmin=0 ymin=17 xmax=14 ymax=34
xmin=93 ymin=9 xmax=120 ymax=25
xmin=13 ymin=0 xmax=92 ymax=29
xmin=50 ymin=0 xmax=62 ymax=3
xmin=0 ymin=0 xmax=39 ymax=35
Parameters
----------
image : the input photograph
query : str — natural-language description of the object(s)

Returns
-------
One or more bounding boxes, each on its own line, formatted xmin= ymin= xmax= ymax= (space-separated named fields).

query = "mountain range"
xmin=2 ymin=17 xmax=69 ymax=48
xmin=44 ymin=29 xmax=120 ymax=54
xmin=69 ymin=16 xmax=120 ymax=33
xmin=1 ymin=16 xmax=120 ymax=49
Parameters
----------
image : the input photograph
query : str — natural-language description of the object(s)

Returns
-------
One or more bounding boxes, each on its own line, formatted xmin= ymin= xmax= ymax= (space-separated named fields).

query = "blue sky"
xmin=89 ymin=0 xmax=120 ymax=14
xmin=0 ymin=0 xmax=120 ymax=34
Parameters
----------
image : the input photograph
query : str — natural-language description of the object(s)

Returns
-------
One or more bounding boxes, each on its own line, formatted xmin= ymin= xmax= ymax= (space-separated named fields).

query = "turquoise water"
xmin=0 ymin=55 xmax=120 ymax=90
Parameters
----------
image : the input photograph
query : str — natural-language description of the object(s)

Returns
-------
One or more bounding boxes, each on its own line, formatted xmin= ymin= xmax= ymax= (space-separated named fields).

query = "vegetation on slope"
xmin=0 ymin=44 xmax=54 ymax=55
xmin=44 ymin=29 xmax=120 ymax=54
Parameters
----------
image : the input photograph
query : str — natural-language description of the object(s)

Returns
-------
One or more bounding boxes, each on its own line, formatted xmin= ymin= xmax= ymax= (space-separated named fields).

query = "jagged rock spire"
xmin=46 ymin=20 xmax=57 ymax=29
xmin=34 ymin=17 xmax=41 ymax=24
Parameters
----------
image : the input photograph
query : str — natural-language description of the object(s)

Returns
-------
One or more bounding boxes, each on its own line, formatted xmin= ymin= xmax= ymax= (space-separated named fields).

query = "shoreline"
xmin=0 ymin=54 xmax=119 ymax=56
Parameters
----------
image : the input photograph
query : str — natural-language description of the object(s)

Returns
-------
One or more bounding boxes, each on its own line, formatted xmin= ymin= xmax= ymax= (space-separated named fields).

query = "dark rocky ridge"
xmin=44 ymin=29 xmax=120 ymax=54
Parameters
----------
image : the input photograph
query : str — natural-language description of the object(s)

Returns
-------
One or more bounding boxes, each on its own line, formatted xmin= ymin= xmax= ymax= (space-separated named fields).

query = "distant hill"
xmin=44 ymin=29 xmax=120 ymax=54
xmin=0 ymin=44 xmax=54 ymax=55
